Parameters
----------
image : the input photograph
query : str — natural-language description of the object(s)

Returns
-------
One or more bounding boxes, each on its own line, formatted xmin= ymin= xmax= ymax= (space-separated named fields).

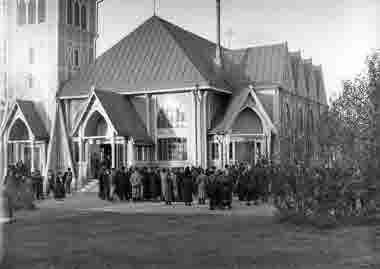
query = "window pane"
xmin=38 ymin=0 xmax=46 ymax=23
xmin=81 ymin=5 xmax=87 ymax=30
xmin=74 ymin=2 xmax=80 ymax=26
xmin=18 ymin=1 xmax=27 ymax=25
xmin=67 ymin=0 xmax=73 ymax=24
xmin=28 ymin=0 xmax=36 ymax=24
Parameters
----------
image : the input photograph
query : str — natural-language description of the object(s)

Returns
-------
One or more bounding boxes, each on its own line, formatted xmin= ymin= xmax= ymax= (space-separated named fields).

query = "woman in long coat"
xmin=130 ymin=168 xmax=142 ymax=201
xmin=160 ymin=168 xmax=168 ymax=202
xmin=196 ymin=170 xmax=207 ymax=205
xmin=165 ymin=170 xmax=174 ymax=205
xmin=3 ymin=168 xmax=17 ymax=221
xmin=183 ymin=167 xmax=194 ymax=206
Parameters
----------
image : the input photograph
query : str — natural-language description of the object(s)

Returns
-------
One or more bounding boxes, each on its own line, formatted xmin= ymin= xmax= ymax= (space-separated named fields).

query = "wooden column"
xmin=123 ymin=138 xmax=127 ymax=167
xmin=145 ymin=94 xmax=151 ymax=135
xmin=202 ymin=91 xmax=208 ymax=168
xmin=127 ymin=138 xmax=134 ymax=168
xmin=191 ymin=90 xmax=198 ymax=166
xmin=30 ymin=139 xmax=35 ymax=172
xmin=226 ymin=135 xmax=230 ymax=165
xmin=111 ymin=134 xmax=116 ymax=169
xmin=78 ymin=137 xmax=84 ymax=189
xmin=196 ymin=91 xmax=202 ymax=167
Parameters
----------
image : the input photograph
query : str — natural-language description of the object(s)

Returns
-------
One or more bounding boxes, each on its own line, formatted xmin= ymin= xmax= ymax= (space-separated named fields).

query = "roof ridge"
xmin=157 ymin=17 xmax=212 ymax=86
xmin=230 ymin=42 xmax=286 ymax=52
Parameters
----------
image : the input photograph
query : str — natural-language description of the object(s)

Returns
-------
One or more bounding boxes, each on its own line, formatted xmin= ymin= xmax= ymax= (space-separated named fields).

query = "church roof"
xmin=59 ymin=16 xmax=229 ymax=98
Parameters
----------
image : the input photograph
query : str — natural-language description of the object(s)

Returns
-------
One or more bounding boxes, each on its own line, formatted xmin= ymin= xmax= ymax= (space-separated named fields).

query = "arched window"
xmin=38 ymin=0 xmax=46 ymax=23
xmin=17 ymin=0 xmax=27 ymax=26
xmin=67 ymin=0 xmax=73 ymax=24
xmin=81 ymin=5 xmax=87 ymax=30
xmin=74 ymin=1 xmax=80 ymax=26
xmin=28 ymin=0 xmax=36 ymax=24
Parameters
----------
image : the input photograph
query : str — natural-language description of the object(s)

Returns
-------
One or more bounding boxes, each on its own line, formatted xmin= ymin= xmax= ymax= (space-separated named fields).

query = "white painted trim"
xmin=58 ymin=85 xmax=232 ymax=100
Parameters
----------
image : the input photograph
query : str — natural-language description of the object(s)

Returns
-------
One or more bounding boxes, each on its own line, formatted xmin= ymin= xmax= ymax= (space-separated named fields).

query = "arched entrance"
xmin=231 ymin=108 xmax=265 ymax=165
xmin=7 ymin=118 xmax=45 ymax=174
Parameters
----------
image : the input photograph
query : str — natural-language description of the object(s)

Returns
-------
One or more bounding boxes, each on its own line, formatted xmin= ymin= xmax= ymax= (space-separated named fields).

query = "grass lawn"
xmin=1 ymin=206 xmax=379 ymax=269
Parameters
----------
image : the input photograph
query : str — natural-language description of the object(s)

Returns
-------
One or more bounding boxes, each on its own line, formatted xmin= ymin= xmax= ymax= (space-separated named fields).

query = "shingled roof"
xmin=59 ymin=16 xmax=229 ymax=98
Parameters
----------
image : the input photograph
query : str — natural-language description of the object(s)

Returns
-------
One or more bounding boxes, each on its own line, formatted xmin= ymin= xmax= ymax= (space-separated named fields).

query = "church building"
xmin=0 ymin=0 xmax=328 ymax=189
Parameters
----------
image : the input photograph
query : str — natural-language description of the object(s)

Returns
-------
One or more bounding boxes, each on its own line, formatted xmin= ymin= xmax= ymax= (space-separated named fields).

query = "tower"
xmin=0 ymin=0 xmax=98 ymax=179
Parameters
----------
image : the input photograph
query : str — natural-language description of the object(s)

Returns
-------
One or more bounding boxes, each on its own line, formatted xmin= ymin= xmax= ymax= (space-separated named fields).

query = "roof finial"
xmin=153 ymin=0 xmax=158 ymax=16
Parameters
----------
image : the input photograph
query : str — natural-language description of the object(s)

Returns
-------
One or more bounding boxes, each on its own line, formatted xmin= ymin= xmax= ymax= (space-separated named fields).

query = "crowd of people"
xmin=96 ymin=160 xmax=275 ymax=210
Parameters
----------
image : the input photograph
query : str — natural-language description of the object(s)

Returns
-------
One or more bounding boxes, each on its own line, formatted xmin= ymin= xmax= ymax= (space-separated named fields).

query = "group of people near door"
xmin=96 ymin=160 xmax=273 ymax=210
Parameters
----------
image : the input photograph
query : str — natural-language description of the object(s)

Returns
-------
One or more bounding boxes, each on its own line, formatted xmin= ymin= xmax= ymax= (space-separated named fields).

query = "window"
xmin=158 ymin=138 xmax=187 ymax=161
xmin=27 ymin=75 xmax=34 ymax=89
xmin=38 ymin=0 xmax=46 ymax=23
xmin=89 ymin=47 xmax=94 ymax=64
xmin=157 ymin=106 xmax=187 ymax=128
xmin=74 ymin=1 xmax=80 ymax=26
xmin=73 ymin=49 xmax=79 ymax=67
xmin=135 ymin=145 xmax=153 ymax=162
xmin=17 ymin=0 xmax=27 ymax=26
xmin=28 ymin=0 xmax=36 ymax=24
xmin=29 ymin=48 xmax=35 ymax=64
xmin=81 ymin=5 xmax=87 ymax=30
xmin=67 ymin=0 xmax=73 ymax=24
xmin=209 ymin=142 xmax=219 ymax=160
xmin=229 ymin=142 xmax=233 ymax=160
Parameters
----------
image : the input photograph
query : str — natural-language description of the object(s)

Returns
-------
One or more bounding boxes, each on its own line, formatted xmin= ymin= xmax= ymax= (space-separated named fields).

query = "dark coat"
xmin=183 ymin=176 xmax=193 ymax=203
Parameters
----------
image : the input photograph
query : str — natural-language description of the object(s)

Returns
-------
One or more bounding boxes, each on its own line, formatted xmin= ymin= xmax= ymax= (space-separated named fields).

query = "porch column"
xmin=196 ymin=91 xmax=202 ymax=167
xmin=226 ymin=135 xmax=230 ymax=165
xmin=30 ymin=139 xmax=35 ymax=172
xmin=78 ymin=137 xmax=84 ymax=189
xmin=111 ymin=134 xmax=116 ymax=169
xmin=202 ymin=91 xmax=208 ymax=168
xmin=254 ymin=141 xmax=257 ymax=165
xmin=267 ymin=134 xmax=271 ymax=161
xmin=123 ymin=138 xmax=127 ymax=167
xmin=232 ymin=141 xmax=236 ymax=164
xmin=127 ymin=138 xmax=134 ymax=167
xmin=191 ymin=90 xmax=198 ymax=166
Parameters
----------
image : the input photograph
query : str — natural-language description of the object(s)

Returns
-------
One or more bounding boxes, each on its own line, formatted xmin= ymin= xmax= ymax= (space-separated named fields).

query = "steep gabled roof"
xmin=223 ymin=43 xmax=288 ymax=87
xmin=59 ymin=16 xmax=228 ymax=98
xmin=72 ymin=89 xmax=152 ymax=143
xmin=210 ymin=85 xmax=277 ymax=135
xmin=1 ymin=100 xmax=49 ymax=140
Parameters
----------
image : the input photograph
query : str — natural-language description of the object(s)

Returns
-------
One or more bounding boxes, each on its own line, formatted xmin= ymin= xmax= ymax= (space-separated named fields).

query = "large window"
xmin=81 ymin=5 xmax=87 ymax=30
xmin=135 ymin=145 xmax=154 ymax=162
xmin=156 ymin=94 xmax=189 ymax=129
xmin=158 ymin=138 xmax=187 ymax=161
xmin=28 ymin=0 xmax=36 ymax=24
xmin=67 ymin=0 xmax=73 ymax=24
xmin=208 ymin=142 xmax=219 ymax=160
xmin=38 ymin=0 xmax=46 ymax=23
xmin=29 ymin=48 xmax=35 ymax=64
xmin=73 ymin=49 xmax=79 ymax=67
xmin=17 ymin=0 xmax=27 ymax=26
xmin=74 ymin=1 xmax=80 ymax=26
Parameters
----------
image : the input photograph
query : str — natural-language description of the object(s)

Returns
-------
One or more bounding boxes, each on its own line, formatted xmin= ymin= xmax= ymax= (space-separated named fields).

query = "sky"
xmin=97 ymin=0 xmax=378 ymax=100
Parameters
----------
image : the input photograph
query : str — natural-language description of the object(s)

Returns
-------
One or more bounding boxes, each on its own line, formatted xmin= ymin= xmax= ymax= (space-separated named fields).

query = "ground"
xmin=0 ymin=194 xmax=379 ymax=269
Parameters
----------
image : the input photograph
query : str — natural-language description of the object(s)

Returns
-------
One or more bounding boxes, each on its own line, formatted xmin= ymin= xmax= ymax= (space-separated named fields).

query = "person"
xmin=246 ymin=166 xmax=256 ymax=206
xmin=196 ymin=169 xmax=207 ymax=205
xmin=165 ymin=169 xmax=174 ymax=205
xmin=103 ymin=168 xmax=112 ymax=201
xmin=3 ymin=168 xmax=17 ymax=222
xmin=206 ymin=171 xmax=218 ymax=210
xmin=110 ymin=168 xmax=119 ymax=201
xmin=170 ymin=169 xmax=178 ymax=202
xmin=63 ymin=168 xmax=73 ymax=194
xmin=130 ymin=168 xmax=143 ymax=201
xmin=32 ymin=170 xmax=44 ymax=200
xmin=46 ymin=170 xmax=56 ymax=198
xmin=119 ymin=166 xmax=130 ymax=201
xmin=54 ymin=172 xmax=66 ymax=199
xmin=160 ymin=168 xmax=168 ymax=202
xmin=176 ymin=167 xmax=184 ymax=202
xmin=98 ymin=165 xmax=106 ymax=200
xmin=183 ymin=167 xmax=194 ymax=206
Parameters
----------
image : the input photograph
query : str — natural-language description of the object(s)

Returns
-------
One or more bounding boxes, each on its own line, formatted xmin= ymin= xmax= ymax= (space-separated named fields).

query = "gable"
xmin=231 ymin=108 xmax=263 ymax=134
xmin=59 ymin=16 xmax=218 ymax=98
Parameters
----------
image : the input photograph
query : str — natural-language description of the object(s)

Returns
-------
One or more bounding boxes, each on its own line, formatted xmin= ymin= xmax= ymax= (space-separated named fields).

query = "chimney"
xmin=215 ymin=0 xmax=222 ymax=67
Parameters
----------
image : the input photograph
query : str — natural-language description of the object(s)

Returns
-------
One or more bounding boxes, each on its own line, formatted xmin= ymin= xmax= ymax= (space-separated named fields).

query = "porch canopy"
xmin=1 ymin=100 xmax=49 ymax=173
xmin=72 ymin=89 xmax=152 ymax=143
